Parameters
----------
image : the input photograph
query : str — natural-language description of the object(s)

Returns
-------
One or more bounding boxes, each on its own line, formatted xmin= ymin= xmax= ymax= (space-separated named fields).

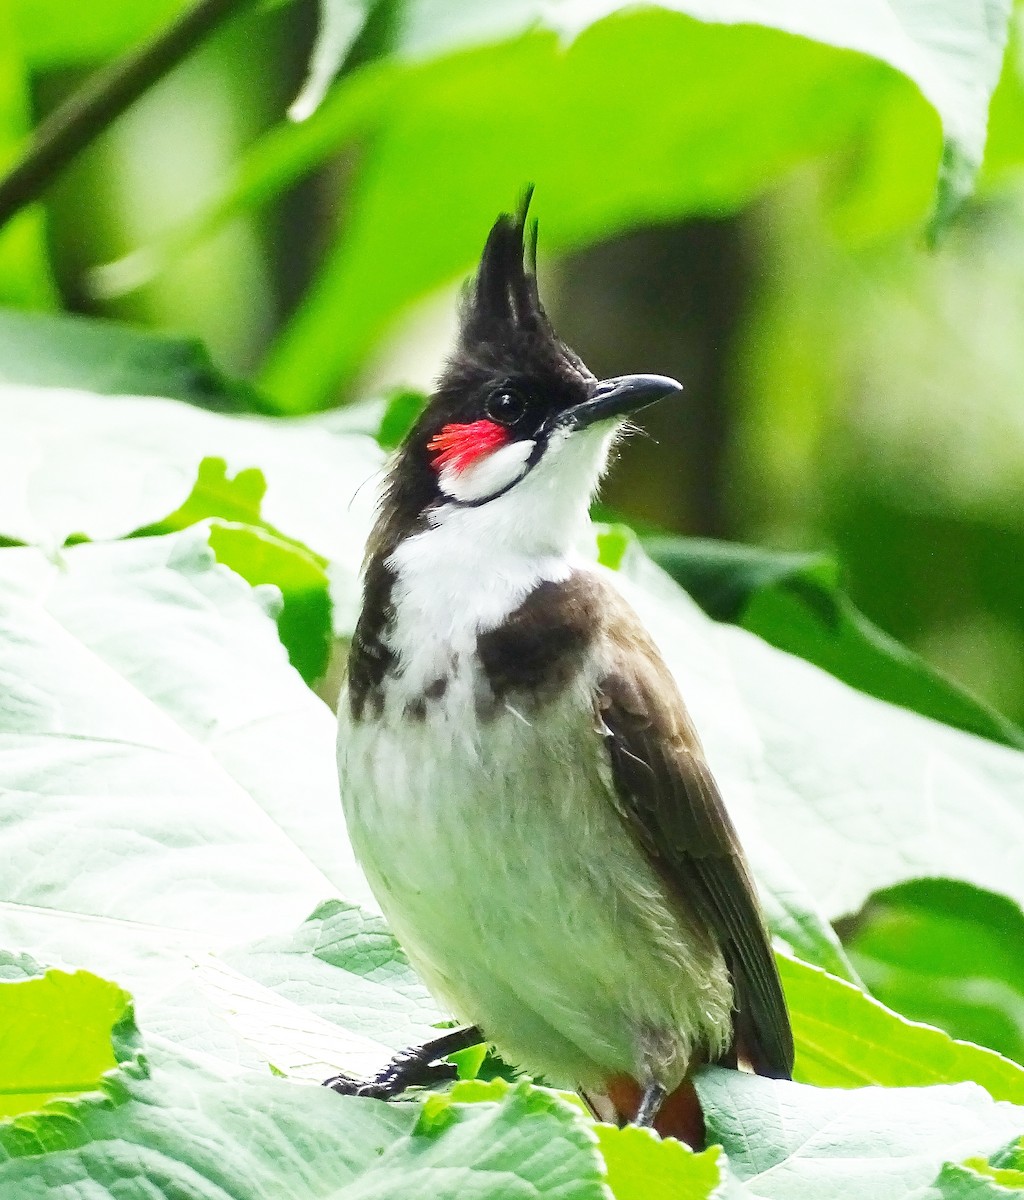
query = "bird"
xmin=332 ymin=192 xmax=793 ymax=1144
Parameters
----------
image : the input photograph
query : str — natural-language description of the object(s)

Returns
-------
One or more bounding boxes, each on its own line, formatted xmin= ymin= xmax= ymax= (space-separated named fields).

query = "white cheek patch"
xmin=438 ymin=439 xmax=535 ymax=504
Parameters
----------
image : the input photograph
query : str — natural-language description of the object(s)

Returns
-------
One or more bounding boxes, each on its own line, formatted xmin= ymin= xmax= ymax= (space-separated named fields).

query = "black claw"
xmin=322 ymin=1025 xmax=482 ymax=1102
xmin=322 ymin=1072 xmax=363 ymax=1095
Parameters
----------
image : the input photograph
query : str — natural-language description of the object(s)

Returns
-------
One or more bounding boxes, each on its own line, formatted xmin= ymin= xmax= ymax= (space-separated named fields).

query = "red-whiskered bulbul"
xmin=331 ymin=195 xmax=793 ymax=1143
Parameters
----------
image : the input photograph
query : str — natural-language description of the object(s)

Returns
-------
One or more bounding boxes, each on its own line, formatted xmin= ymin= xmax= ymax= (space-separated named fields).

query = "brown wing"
xmin=596 ymin=596 xmax=794 ymax=1080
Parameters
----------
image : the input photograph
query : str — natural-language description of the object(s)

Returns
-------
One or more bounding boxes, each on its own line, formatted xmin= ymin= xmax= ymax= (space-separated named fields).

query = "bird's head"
xmin=374 ymin=194 xmax=682 ymax=560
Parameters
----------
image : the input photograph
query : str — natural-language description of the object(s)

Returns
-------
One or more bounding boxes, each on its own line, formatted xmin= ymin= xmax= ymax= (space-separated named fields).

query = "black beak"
xmin=561 ymin=373 xmax=683 ymax=431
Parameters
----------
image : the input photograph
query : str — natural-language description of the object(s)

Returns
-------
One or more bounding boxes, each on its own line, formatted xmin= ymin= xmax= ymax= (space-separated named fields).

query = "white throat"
xmin=383 ymin=424 xmax=615 ymax=695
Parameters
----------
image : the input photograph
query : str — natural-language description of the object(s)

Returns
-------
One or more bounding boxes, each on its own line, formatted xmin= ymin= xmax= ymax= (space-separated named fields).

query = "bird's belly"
xmin=339 ymin=688 xmax=731 ymax=1089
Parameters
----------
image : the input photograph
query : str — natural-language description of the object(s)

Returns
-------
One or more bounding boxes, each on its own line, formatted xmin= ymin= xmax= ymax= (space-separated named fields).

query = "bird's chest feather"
xmin=339 ymin=554 xmax=621 ymax=986
xmin=340 ymin=592 xmax=607 ymax=918
xmin=338 ymin=560 xmax=733 ymax=1085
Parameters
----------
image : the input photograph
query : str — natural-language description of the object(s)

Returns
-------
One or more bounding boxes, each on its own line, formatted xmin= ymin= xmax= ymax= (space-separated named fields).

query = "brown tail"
xmin=598 ymin=1075 xmax=706 ymax=1148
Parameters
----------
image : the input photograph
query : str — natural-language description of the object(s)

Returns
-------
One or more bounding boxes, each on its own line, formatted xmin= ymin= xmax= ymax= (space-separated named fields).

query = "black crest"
xmin=449 ymin=187 xmax=591 ymax=386
xmin=459 ymin=187 xmax=549 ymax=346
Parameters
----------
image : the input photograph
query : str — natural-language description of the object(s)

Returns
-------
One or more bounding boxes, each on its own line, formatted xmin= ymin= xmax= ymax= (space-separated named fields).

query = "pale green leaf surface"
xmin=696 ymin=1067 xmax=1024 ymax=1200
xmin=0 ymin=1034 xmax=421 ymax=1197
xmin=341 ymin=1081 xmax=607 ymax=1199
xmin=609 ymin=547 xmax=1024 ymax=928
xmin=0 ymin=952 xmax=39 ymax=983
xmin=0 ymin=309 xmax=258 ymax=410
xmin=0 ymin=530 xmax=418 ymax=1081
xmin=0 ymin=531 xmax=351 ymax=931
xmin=131 ymin=456 xmax=335 ymax=681
xmin=0 ymin=383 xmax=381 ymax=628
xmin=208 ymin=519 xmax=333 ymax=683
xmin=0 ymin=1020 xmax=604 ymax=1200
xmin=221 ymin=899 xmax=447 ymax=1055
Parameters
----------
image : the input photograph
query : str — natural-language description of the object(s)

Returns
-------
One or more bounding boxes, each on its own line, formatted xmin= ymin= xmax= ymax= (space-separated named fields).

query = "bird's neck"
xmin=382 ymin=508 xmax=584 ymax=698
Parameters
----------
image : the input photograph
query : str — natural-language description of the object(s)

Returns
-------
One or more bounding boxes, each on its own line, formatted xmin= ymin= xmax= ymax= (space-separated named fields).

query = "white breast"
xmin=337 ymin=604 xmax=732 ymax=1091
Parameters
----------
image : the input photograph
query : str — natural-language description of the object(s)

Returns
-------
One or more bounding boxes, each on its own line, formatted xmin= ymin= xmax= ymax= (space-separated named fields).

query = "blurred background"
xmin=2 ymin=0 xmax=1024 ymax=1071
xmin=10 ymin=0 xmax=1024 ymax=727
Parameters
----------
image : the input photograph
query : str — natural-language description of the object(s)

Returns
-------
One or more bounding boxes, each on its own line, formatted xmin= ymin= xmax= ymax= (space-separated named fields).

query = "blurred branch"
xmin=0 ymin=0 xmax=258 ymax=232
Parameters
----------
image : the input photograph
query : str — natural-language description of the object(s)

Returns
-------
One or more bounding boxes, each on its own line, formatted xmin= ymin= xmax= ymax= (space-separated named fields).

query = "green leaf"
xmin=1 ymin=1010 xmax=606 ymax=1200
xmin=0 ymin=10 xmax=56 ymax=309
xmin=644 ymin=536 xmax=1024 ymax=751
xmin=0 ymin=953 xmax=41 ymax=984
xmin=0 ymin=385 xmax=381 ymax=634
xmin=358 ymin=1080 xmax=607 ymax=1199
xmin=921 ymin=1161 xmax=1024 ymax=1198
xmin=0 ymin=970 xmax=136 ymax=1117
xmin=844 ymin=880 xmax=1024 ymax=1066
xmin=0 ymin=309 xmax=262 ymax=411
xmin=209 ymin=521 xmax=333 ymax=684
xmin=611 ymin=545 xmax=1024 ymax=938
xmin=695 ymin=1066 xmax=1024 ymax=1199
xmin=780 ymin=955 xmax=1024 ymax=1102
xmin=0 ymin=530 xmax=405 ymax=1077
xmin=990 ymin=1136 xmax=1024 ymax=1172
xmin=0 ymin=1042 xmax=417 ymax=1196
xmin=221 ymin=899 xmax=445 ymax=1055
xmin=961 ymin=1154 xmax=1024 ymax=1192
xmin=9 ymin=0 xmax=188 ymax=66
xmin=377 ymin=388 xmax=427 ymax=451
xmin=131 ymin=456 xmax=335 ymax=682
xmin=135 ymin=0 xmax=1007 ymax=410
xmin=133 ymin=455 xmax=269 ymax=533
xmin=595 ymin=1123 xmax=723 ymax=1200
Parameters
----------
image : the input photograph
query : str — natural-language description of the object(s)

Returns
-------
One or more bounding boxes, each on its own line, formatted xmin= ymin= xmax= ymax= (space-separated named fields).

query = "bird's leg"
xmin=634 ymin=1081 xmax=668 ymax=1128
xmin=323 ymin=1025 xmax=483 ymax=1100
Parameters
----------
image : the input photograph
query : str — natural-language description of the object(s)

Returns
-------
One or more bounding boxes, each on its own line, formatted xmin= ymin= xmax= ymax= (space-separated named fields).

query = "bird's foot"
xmin=634 ymin=1081 xmax=667 ymax=1128
xmin=323 ymin=1024 xmax=483 ymax=1101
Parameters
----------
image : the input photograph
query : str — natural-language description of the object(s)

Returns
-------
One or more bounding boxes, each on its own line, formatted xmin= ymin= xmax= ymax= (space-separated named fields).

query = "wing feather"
xmin=596 ymin=597 xmax=793 ymax=1080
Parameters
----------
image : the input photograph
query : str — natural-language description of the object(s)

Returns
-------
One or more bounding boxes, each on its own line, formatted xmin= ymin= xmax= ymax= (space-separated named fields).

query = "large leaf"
xmin=2 ymin=444 xmax=1024 ymax=1190
xmin=134 ymin=0 xmax=1012 ymax=410
xmin=779 ymin=956 xmax=1024 ymax=1102
xmin=9 ymin=0 xmax=187 ymax=66
xmin=609 ymin=544 xmax=1024 ymax=928
xmin=133 ymin=456 xmax=335 ymax=682
xmin=844 ymin=880 xmax=1024 ymax=1066
xmin=0 ymin=968 xmax=136 ymax=1118
xmin=696 ymin=1067 xmax=1024 ymax=1199
xmin=0 ymin=962 xmax=607 ymax=1199
xmin=0 ymin=529 xmax=415 ymax=1074
xmin=0 ymin=382 xmax=381 ymax=632
xmin=0 ymin=309 xmax=261 ymax=411
xmin=643 ymin=535 xmax=1024 ymax=750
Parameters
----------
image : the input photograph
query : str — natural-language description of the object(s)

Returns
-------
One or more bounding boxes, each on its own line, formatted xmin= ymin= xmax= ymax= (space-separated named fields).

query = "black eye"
xmin=485 ymin=388 xmax=527 ymax=426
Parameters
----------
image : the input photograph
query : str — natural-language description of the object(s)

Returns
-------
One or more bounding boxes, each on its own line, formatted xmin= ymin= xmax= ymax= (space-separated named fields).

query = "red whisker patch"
xmin=427 ymin=420 xmax=509 ymax=474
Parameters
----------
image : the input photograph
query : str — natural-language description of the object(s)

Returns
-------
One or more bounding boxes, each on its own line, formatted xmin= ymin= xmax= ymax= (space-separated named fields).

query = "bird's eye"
xmin=485 ymin=388 xmax=527 ymax=426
